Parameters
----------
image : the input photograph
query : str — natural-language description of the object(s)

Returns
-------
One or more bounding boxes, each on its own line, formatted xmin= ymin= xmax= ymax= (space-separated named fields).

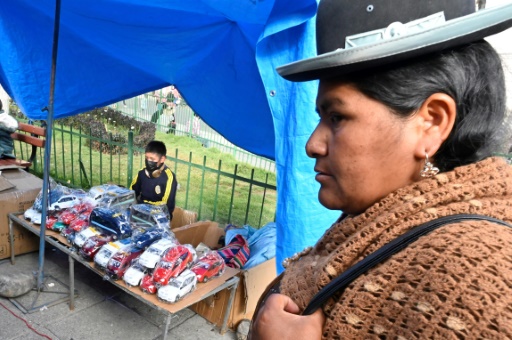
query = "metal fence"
xmin=109 ymin=91 xmax=276 ymax=173
xmin=14 ymin=123 xmax=277 ymax=228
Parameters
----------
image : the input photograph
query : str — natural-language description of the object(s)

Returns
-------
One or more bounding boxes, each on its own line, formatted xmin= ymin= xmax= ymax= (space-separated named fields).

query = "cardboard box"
xmin=171 ymin=206 xmax=198 ymax=229
xmin=173 ymin=221 xmax=277 ymax=330
xmin=0 ymin=169 xmax=43 ymax=259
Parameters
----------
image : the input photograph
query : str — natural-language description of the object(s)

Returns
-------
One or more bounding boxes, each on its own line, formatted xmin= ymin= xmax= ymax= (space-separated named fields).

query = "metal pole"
xmin=37 ymin=0 xmax=62 ymax=290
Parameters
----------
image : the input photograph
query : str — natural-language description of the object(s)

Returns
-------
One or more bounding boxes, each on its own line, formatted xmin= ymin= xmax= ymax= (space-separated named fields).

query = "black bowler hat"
xmin=277 ymin=0 xmax=512 ymax=82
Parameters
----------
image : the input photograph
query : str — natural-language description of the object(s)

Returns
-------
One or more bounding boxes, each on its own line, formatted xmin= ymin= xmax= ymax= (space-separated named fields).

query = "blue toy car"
xmin=89 ymin=207 xmax=132 ymax=240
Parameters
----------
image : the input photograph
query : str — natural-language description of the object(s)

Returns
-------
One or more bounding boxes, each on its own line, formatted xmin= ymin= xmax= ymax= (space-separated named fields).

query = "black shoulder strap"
xmin=302 ymin=214 xmax=512 ymax=315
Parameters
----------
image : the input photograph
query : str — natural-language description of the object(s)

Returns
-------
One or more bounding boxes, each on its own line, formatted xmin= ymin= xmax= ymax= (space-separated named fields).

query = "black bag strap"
xmin=302 ymin=214 xmax=512 ymax=315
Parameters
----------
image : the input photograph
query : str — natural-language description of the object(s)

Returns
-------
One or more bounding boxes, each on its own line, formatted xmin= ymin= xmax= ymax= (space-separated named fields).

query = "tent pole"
xmin=37 ymin=0 xmax=62 ymax=291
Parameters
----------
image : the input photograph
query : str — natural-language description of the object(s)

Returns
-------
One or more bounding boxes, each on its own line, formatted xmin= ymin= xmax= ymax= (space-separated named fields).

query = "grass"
xmin=15 ymin=122 xmax=277 ymax=228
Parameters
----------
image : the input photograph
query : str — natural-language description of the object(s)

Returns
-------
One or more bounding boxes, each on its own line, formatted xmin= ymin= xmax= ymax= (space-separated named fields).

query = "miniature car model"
xmin=30 ymin=211 xmax=43 ymax=225
xmin=74 ymin=226 xmax=102 ymax=248
xmin=138 ymin=238 xmax=179 ymax=269
xmin=190 ymin=251 xmax=226 ymax=283
xmin=79 ymin=234 xmax=115 ymax=261
xmin=131 ymin=226 xmax=164 ymax=249
xmin=105 ymin=245 xmax=144 ymax=280
xmin=89 ymin=207 xmax=132 ymax=240
xmin=71 ymin=201 xmax=95 ymax=215
xmin=130 ymin=203 xmax=170 ymax=229
xmin=45 ymin=215 xmax=60 ymax=230
xmin=123 ymin=259 xmax=149 ymax=287
xmin=61 ymin=227 xmax=76 ymax=243
xmin=49 ymin=195 xmax=81 ymax=211
xmin=157 ymin=270 xmax=197 ymax=303
xmin=32 ymin=211 xmax=62 ymax=226
xmin=24 ymin=207 xmax=39 ymax=221
xmin=69 ymin=215 xmax=89 ymax=232
xmin=59 ymin=209 xmax=79 ymax=225
xmin=97 ymin=186 xmax=136 ymax=211
xmin=94 ymin=238 xmax=132 ymax=271
xmin=152 ymin=245 xmax=196 ymax=286
xmin=88 ymin=184 xmax=117 ymax=203
xmin=50 ymin=220 xmax=67 ymax=232
xmin=140 ymin=274 xmax=158 ymax=294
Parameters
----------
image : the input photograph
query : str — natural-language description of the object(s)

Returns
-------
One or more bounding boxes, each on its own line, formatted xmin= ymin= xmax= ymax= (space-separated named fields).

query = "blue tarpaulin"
xmin=0 ymin=0 xmax=340 ymax=273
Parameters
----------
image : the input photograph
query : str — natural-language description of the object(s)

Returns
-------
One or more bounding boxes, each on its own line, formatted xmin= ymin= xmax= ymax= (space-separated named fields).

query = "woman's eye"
xmin=329 ymin=113 xmax=344 ymax=124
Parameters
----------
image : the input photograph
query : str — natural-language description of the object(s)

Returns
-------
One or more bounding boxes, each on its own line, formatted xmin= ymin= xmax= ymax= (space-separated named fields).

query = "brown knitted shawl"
xmin=279 ymin=157 xmax=512 ymax=339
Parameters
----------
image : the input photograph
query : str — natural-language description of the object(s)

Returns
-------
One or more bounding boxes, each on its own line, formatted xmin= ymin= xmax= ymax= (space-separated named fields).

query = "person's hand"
xmin=250 ymin=293 xmax=325 ymax=340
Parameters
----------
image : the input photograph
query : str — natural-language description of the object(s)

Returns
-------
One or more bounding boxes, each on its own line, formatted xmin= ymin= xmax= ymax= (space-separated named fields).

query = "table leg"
xmin=9 ymin=217 xmax=15 ymax=265
xmin=162 ymin=314 xmax=172 ymax=340
xmin=69 ymin=254 xmax=75 ymax=310
xmin=221 ymin=279 xmax=239 ymax=334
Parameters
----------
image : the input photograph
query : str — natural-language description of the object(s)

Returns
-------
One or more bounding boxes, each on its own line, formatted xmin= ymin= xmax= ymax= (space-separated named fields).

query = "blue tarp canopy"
xmin=0 ymin=0 xmax=339 ymax=272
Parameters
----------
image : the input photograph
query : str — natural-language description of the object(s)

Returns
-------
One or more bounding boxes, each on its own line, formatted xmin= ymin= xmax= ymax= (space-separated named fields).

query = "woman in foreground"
xmin=251 ymin=0 xmax=512 ymax=338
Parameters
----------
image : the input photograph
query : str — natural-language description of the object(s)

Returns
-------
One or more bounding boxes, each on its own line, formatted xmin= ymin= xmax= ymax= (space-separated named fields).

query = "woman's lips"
xmin=315 ymin=171 xmax=332 ymax=182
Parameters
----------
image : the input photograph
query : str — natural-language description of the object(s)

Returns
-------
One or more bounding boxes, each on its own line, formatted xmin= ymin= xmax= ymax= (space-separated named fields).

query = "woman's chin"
xmin=318 ymin=192 xmax=344 ymax=211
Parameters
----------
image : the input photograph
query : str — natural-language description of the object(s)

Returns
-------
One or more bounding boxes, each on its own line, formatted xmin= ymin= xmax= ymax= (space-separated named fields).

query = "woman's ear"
xmin=413 ymin=93 xmax=456 ymax=158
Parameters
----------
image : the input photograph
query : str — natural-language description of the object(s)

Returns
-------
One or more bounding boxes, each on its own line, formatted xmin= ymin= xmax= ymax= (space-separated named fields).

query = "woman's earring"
xmin=420 ymin=152 xmax=439 ymax=178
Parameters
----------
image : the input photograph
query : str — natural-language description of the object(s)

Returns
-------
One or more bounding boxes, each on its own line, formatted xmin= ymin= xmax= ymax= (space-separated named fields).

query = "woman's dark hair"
xmin=346 ymin=40 xmax=508 ymax=172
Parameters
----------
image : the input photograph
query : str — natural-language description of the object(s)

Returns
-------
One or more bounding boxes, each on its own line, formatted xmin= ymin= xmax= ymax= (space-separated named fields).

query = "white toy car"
xmin=123 ymin=259 xmax=149 ymax=287
xmin=74 ymin=227 xmax=101 ymax=248
xmin=138 ymin=238 xmax=179 ymax=269
xmin=157 ymin=269 xmax=197 ymax=303
xmin=49 ymin=195 xmax=81 ymax=211
xmin=24 ymin=207 xmax=39 ymax=221
xmin=30 ymin=211 xmax=43 ymax=225
xmin=94 ymin=238 xmax=132 ymax=271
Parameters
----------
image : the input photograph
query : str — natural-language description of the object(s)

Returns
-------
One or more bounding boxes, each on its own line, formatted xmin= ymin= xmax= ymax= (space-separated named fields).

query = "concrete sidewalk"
xmin=0 ymin=247 xmax=238 ymax=340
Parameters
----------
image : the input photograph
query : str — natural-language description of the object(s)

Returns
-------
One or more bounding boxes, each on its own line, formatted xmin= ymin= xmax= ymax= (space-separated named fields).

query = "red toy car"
xmin=190 ymin=251 xmax=226 ymax=283
xmin=45 ymin=215 xmax=60 ymax=230
xmin=152 ymin=245 xmax=195 ymax=287
xmin=140 ymin=274 xmax=158 ymax=294
xmin=59 ymin=209 xmax=80 ymax=225
xmin=69 ymin=215 xmax=90 ymax=232
xmin=79 ymin=234 xmax=114 ymax=261
xmin=105 ymin=245 xmax=144 ymax=280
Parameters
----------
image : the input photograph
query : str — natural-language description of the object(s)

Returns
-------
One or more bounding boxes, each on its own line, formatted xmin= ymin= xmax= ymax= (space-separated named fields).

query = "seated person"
xmin=130 ymin=141 xmax=177 ymax=220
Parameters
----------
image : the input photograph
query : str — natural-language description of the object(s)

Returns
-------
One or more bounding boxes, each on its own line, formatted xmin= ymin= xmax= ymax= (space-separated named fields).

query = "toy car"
xmin=45 ymin=215 xmax=60 ymax=230
xmin=70 ymin=201 xmax=95 ymax=216
xmin=69 ymin=215 xmax=89 ymax=232
xmin=79 ymin=234 xmax=115 ymax=261
xmin=31 ymin=211 xmax=61 ymax=226
xmin=74 ymin=226 xmax=102 ymax=248
xmin=130 ymin=203 xmax=170 ymax=229
xmin=49 ymin=195 xmax=81 ymax=211
xmin=190 ymin=251 xmax=226 ymax=283
xmin=88 ymin=184 xmax=118 ymax=203
xmin=152 ymin=245 xmax=196 ymax=287
xmin=140 ymin=274 xmax=158 ymax=294
xmin=138 ymin=238 xmax=179 ymax=269
xmin=131 ymin=226 xmax=165 ymax=249
xmin=157 ymin=269 xmax=197 ymax=303
xmin=89 ymin=207 xmax=132 ymax=240
xmin=97 ymin=186 xmax=136 ymax=211
xmin=123 ymin=259 xmax=149 ymax=287
xmin=59 ymin=209 xmax=80 ymax=225
xmin=30 ymin=211 xmax=43 ymax=225
xmin=24 ymin=207 xmax=39 ymax=221
xmin=94 ymin=238 xmax=132 ymax=271
xmin=50 ymin=220 xmax=67 ymax=232
xmin=61 ymin=227 xmax=76 ymax=243
xmin=105 ymin=245 xmax=144 ymax=280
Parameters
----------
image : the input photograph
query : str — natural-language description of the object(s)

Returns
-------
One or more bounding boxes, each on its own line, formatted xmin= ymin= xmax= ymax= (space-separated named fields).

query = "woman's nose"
xmin=306 ymin=127 xmax=327 ymax=158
